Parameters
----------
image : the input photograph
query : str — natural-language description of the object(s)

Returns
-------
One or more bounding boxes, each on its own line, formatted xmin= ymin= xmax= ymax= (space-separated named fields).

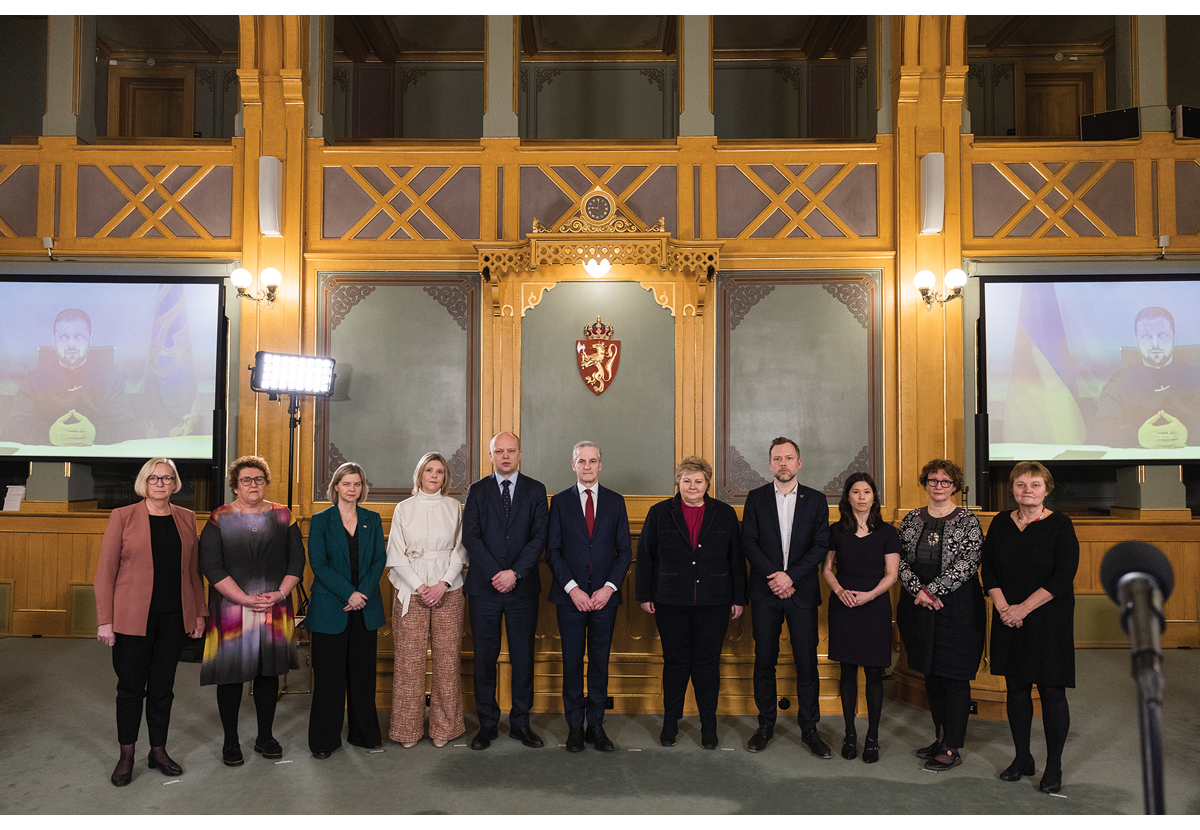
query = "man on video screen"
xmin=5 ymin=308 xmax=135 ymax=446
xmin=1092 ymin=306 xmax=1200 ymax=449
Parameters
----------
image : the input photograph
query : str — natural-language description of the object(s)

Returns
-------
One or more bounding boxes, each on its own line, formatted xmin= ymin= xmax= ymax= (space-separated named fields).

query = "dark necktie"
xmin=501 ymin=478 xmax=511 ymax=523
xmin=584 ymin=488 xmax=595 ymax=538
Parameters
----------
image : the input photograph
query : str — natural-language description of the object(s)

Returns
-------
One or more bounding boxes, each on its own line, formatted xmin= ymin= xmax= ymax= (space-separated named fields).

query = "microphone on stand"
xmin=1099 ymin=541 xmax=1175 ymax=815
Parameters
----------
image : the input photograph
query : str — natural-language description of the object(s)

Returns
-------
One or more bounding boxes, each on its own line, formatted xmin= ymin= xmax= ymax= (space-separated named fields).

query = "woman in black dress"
xmin=897 ymin=458 xmax=985 ymax=772
xmin=982 ymin=461 xmax=1079 ymax=794
xmin=822 ymin=472 xmax=900 ymax=764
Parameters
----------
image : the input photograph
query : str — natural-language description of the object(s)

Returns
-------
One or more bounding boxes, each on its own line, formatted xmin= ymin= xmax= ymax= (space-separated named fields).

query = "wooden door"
xmin=107 ymin=66 xmax=194 ymax=138
xmin=1015 ymin=61 xmax=1105 ymax=138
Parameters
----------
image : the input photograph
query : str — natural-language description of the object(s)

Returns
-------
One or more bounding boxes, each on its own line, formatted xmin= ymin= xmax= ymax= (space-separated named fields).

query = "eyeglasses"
xmin=238 ymin=476 xmax=267 ymax=486
xmin=926 ymin=479 xmax=955 ymax=489
xmin=147 ymin=475 xmax=175 ymax=485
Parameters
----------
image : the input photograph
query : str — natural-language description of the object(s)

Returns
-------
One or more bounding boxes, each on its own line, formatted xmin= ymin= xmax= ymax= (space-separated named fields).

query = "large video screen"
xmin=0 ymin=278 xmax=224 ymax=461
xmin=982 ymin=276 xmax=1200 ymax=463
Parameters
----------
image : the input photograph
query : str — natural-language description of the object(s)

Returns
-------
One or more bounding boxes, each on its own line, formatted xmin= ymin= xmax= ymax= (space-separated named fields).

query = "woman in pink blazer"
xmin=94 ymin=458 xmax=207 ymax=787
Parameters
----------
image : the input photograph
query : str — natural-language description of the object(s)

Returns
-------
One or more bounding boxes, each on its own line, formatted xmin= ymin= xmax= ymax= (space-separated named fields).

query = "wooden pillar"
xmin=235 ymin=15 xmax=310 ymax=506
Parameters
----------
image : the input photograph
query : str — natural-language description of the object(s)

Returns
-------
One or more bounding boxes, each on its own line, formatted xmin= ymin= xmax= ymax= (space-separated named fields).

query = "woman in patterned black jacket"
xmin=896 ymin=458 xmax=986 ymax=773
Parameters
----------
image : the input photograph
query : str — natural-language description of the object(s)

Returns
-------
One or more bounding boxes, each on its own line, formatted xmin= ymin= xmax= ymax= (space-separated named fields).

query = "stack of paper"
xmin=3 ymin=485 xmax=25 ymax=511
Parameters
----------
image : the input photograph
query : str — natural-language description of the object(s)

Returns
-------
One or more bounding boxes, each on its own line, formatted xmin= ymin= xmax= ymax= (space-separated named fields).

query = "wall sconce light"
xmin=914 ymin=268 xmax=968 ymax=310
xmin=584 ymin=258 xmax=611 ymax=278
xmin=230 ymin=267 xmax=282 ymax=304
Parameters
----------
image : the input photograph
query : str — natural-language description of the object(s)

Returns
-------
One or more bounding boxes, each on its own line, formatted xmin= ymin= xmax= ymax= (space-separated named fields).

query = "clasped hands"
xmin=1138 ymin=410 xmax=1188 ymax=449
xmin=767 ymin=571 xmax=795 ymax=599
xmin=568 ymin=585 xmax=615 ymax=612
xmin=245 ymin=590 xmax=286 ymax=612
xmin=415 ymin=583 xmax=447 ymax=608
xmin=835 ymin=587 xmax=871 ymax=608
xmin=49 ymin=409 xmax=96 ymax=446
xmin=996 ymin=603 xmax=1027 ymax=628
xmin=914 ymin=588 xmax=944 ymax=611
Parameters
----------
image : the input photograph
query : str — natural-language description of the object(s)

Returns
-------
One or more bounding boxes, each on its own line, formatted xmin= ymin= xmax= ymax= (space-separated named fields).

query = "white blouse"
xmin=386 ymin=490 xmax=468 ymax=617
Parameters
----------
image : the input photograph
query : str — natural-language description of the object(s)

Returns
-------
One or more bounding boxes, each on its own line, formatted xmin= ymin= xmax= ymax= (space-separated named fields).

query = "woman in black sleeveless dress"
xmin=823 ymin=472 xmax=900 ymax=764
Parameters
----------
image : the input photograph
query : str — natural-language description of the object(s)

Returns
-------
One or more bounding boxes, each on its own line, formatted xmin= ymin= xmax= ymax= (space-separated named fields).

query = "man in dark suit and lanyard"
xmin=741 ymin=436 xmax=832 ymax=756
xmin=462 ymin=431 xmax=549 ymax=750
xmin=545 ymin=440 xmax=633 ymax=752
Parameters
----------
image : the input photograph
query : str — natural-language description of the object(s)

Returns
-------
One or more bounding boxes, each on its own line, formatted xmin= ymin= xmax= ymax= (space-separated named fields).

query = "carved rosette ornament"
xmin=576 ymin=316 xmax=621 ymax=396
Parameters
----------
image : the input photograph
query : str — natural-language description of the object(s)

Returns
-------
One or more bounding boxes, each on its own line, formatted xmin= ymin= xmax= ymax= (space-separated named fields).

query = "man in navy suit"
xmin=462 ymin=431 xmax=549 ymax=750
xmin=545 ymin=441 xmax=632 ymax=752
xmin=741 ymin=437 xmax=832 ymax=756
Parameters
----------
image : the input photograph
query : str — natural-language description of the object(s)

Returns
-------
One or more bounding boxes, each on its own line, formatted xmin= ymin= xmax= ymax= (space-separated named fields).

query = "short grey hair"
xmin=572 ymin=441 xmax=601 ymax=462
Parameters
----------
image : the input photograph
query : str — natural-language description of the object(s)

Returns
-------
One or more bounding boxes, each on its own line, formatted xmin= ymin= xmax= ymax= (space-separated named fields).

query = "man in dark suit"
xmin=462 ymin=431 xmax=549 ymax=750
xmin=741 ymin=436 xmax=832 ymax=756
xmin=545 ymin=441 xmax=633 ymax=752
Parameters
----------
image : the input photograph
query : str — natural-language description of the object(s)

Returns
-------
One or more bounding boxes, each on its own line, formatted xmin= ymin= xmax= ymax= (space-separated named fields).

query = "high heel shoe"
xmin=147 ymin=747 xmax=183 ymax=777
xmin=999 ymin=756 xmax=1035 ymax=782
xmin=1039 ymin=767 xmax=1063 ymax=794
xmin=110 ymin=744 xmax=135 ymax=787
xmin=862 ymin=737 xmax=880 ymax=764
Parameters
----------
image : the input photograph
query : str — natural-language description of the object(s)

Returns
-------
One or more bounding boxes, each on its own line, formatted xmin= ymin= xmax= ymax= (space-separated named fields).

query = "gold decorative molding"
xmin=519 ymin=282 xmax=557 ymax=317
xmin=639 ymin=282 xmax=676 ymax=316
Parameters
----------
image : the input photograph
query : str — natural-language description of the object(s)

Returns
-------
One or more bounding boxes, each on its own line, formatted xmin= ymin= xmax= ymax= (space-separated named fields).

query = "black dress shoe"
xmin=254 ymin=737 xmax=283 ymax=759
xmin=801 ymin=729 xmax=832 ymax=759
xmin=862 ymin=737 xmax=880 ymax=764
xmin=312 ymin=749 xmax=332 ymax=760
xmin=110 ymin=747 xmax=134 ymax=787
xmin=659 ymin=730 xmax=677 ymax=747
xmin=923 ymin=750 xmax=963 ymax=771
xmin=509 ymin=725 xmax=544 ymax=748
xmin=915 ymin=738 xmax=943 ymax=759
xmin=566 ymin=726 xmax=586 ymax=752
xmin=586 ymin=725 xmax=615 ymax=752
xmin=147 ymin=748 xmax=183 ymax=777
xmin=222 ymin=743 xmax=244 ymax=767
xmin=700 ymin=727 xmax=718 ymax=750
xmin=999 ymin=756 xmax=1036 ymax=781
xmin=1039 ymin=768 xmax=1063 ymax=794
xmin=470 ymin=726 xmax=498 ymax=750
xmin=747 ymin=726 xmax=773 ymax=753
xmin=841 ymin=734 xmax=857 ymax=760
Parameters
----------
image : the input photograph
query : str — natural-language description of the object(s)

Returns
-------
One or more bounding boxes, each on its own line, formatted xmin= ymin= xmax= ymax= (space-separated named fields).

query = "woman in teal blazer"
xmin=306 ymin=462 xmax=387 ymax=758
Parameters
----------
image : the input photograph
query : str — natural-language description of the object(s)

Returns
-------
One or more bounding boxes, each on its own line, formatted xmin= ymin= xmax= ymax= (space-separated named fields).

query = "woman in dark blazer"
xmin=94 ymin=457 xmax=207 ymax=787
xmin=306 ymin=461 xmax=387 ymax=758
xmin=636 ymin=455 xmax=746 ymax=750
xmin=982 ymin=461 xmax=1079 ymax=794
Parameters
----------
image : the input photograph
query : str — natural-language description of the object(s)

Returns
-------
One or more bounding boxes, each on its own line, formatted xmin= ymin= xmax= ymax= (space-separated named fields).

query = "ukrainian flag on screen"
xmin=1000 ymin=283 xmax=1087 ymax=444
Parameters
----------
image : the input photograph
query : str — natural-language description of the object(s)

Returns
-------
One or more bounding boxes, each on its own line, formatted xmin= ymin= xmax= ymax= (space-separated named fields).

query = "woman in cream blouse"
xmin=386 ymin=452 xmax=468 ymax=747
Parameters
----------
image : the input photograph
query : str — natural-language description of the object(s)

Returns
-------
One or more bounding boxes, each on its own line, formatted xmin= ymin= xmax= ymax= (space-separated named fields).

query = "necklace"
xmin=1014 ymin=507 xmax=1046 ymax=529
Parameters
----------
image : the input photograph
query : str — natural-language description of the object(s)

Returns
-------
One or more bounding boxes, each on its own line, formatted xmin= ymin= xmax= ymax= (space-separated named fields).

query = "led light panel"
xmin=249 ymin=351 xmax=336 ymax=396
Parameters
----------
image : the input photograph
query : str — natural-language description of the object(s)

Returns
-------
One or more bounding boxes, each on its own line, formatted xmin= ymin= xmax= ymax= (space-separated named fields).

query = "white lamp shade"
xmin=260 ymin=267 xmax=283 ymax=288
xmin=913 ymin=270 xmax=936 ymax=291
xmin=230 ymin=268 xmax=252 ymax=289
xmin=944 ymin=268 xmax=968 ymax=289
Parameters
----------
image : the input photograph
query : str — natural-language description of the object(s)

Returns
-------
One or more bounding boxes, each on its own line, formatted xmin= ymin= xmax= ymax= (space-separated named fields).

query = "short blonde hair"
xmin=412 ymin=452 xmax=450 ymax=496
xmin=134 ymin=457 xmax=182 ymax=497
xmin=1010 ymin=460 xmax=1055 ymax=495
xmin=228 ymin=455 xmax=270 ymax=493
xmin=674 ymin=455 xmax=713 ymax=490
xmin=327 ymin=462 xmax=369 ymax=504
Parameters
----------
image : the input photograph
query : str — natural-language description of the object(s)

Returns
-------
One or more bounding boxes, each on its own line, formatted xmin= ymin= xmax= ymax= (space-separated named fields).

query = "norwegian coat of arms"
xmin=576 ymin=316 xmax=621 ymax=395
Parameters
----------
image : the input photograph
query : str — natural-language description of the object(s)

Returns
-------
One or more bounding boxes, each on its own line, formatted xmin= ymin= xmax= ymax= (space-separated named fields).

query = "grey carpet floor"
xmin=1 ymin=637 xmax=1197 ymax=815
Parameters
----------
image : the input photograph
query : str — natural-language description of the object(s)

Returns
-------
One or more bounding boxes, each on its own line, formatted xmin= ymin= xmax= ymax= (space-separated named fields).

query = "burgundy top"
xmin=682 ymin=502 xmax=705 ymax=549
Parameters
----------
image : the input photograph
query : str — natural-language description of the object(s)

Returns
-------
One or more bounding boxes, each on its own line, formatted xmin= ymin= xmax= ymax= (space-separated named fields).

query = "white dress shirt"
xmin=386 ymin=490 xmax=468 ymax=617
xmin=563 ymin=482 xmax=618 ymax=595
xmin=775 ymin=482 xmax=798 ymax=570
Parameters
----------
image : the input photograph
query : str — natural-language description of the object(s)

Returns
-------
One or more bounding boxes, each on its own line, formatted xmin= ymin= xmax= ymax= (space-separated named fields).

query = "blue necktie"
xmin=501 ymin=479 xmax=511 ymax=523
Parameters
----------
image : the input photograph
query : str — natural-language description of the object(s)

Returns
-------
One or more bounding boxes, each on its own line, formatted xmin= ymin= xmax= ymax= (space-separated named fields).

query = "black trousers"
xmin=111 ymin=611 xmax=187 ymax=746
xmin=309 ymin=610 xmax=381 ymax=752
xmin=655 ymin=604 xmax=730 ymax=730
xmin=750 ymin=597 xmax=820 ymax=730
xmin=469 ymin=592 xmax=539 ymax=729
xmin=925 ymin=674 xmax=972 ymax=749
xmin=556 ymin=600 xmax=619 ymax=729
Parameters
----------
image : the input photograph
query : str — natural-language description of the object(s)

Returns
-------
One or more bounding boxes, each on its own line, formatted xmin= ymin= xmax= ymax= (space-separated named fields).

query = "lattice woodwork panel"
xmin=520 ymin=163 xmax=676 ymax=239
xmin=715 ymin=161 xmax=878 ymax=240
xmin=322 ymin=164 xmax=481 ymax=241
xmin=76 ymin=162 xmax=234 ymax=239
xmin=970 ymin=159 xmax=1135 ymax=240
